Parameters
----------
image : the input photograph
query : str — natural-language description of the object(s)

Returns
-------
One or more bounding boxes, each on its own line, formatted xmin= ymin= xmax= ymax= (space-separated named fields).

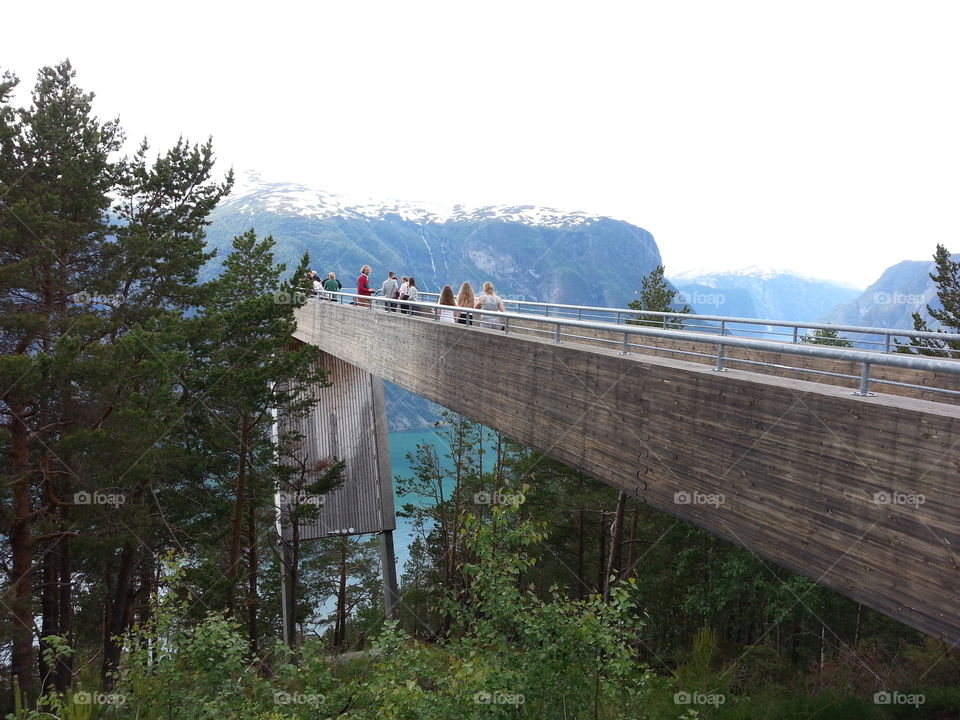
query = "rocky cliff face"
xmin=822 ymin=258 xmax=948 ymax=330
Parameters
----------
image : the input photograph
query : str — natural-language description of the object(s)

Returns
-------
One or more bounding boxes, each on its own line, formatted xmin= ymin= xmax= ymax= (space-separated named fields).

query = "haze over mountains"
xmin=823 ymin=257 xmax=953 ymax=330
xmin=669 ymin=267 xmax=861 ymax=323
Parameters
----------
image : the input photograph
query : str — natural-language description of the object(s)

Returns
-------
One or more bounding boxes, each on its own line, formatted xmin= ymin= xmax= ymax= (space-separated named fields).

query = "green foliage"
xmin=627 ymin=264 xmax=691 ymax=328
xmin=897 ymin=244 xmax=960 ymax=356
xmin=357 ymin=502 xmax=654 ymax=719
xmin=802 ymin=328 xmax=852 ymax=347
xmin=112 ymin=559 xmax=345 ymax=720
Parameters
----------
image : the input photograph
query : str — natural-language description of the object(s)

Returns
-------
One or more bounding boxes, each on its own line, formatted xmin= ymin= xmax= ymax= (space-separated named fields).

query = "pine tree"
xmin=802 ymin=328 xmax=852 ymax=347
xmin=198 ymin=232 xmax=328 ymax=655
xmin=0 ymin=60 xmax=231 ymax=698
xmin=627 ymin=264 xmax=691 ymax=329
xmin=898 ymin=244 xmax=960 ymax=357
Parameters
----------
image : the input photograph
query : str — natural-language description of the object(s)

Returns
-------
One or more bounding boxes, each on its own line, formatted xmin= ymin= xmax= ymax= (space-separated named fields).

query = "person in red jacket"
xmin=357 ymin=265 xmax=373 ymax=307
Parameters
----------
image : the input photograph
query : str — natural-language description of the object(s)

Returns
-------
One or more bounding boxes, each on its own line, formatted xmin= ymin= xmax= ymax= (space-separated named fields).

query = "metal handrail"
xmin=308 ymin=292 xmax=960 ymax=399
xmin=415 ymin=291 xmax=960 ymax=347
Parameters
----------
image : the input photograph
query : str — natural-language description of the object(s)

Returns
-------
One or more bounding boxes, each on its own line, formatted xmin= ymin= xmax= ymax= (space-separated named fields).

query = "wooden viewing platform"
xmin=294 ymin=298 xmax=960 ymax=643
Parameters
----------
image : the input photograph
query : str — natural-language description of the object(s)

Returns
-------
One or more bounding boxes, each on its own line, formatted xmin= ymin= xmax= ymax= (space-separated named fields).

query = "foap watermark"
xmin=673 ymin=690 xmax=726 ymax=707
xmin=74 ymin=490 xmax=125 ymax=507
xmin=274 ymin=691 xmax=324 ymax=706
xmin=74 ymin=291 xmax=123 ymax=306
xmin=277 ymin=491 xmax=323 ymax=507
xmin=273 ymin=290 xmax=308 ymax=305
xmin=874 ymin=691 xmax=925 ymax=707
xmin=674 ymin=490 xmax=725 ymax=508
xmin=473 ymin=490 xmax=525 ymax=506
xmin=501 ymin=293 xmax=528 ymax=303
xmin=73 ymin=691 xmax=126 ymax=706
xmin=872 ymin=490 xmax=925 ymax=508
xmin=676 ymin=291 xmax=726 ymax=308
xmin=873 ymin=292 xmax=925 ymax=307
xmin=473 ymin=690 xmax=525 ymax=706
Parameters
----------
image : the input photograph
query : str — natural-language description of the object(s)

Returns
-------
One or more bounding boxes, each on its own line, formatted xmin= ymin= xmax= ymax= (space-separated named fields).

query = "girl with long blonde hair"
xmin=456 ymin=282 xmax=476 ymax=325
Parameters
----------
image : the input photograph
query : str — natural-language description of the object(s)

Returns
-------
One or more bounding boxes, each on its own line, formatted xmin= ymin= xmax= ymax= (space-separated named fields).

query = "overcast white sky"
xmin=7 ymin=0 xmax=960 ymax=287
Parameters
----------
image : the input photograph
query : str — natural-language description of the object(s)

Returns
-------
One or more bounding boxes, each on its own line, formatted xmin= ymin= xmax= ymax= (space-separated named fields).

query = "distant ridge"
xmin=667 ymin=268 xmax=861 ymax=323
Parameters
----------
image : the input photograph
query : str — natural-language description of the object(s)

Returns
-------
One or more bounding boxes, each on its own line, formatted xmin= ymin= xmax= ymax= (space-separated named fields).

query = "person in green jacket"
xmin=322 ymin=272 xmax=341 ymax=302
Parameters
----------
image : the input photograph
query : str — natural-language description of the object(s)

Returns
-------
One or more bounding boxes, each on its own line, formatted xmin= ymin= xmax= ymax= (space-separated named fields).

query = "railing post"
xmin=578 ymin=308 xmax=582 ymax=321
xmin=554 ymin=323 xmax=562 ymax=344
xmin=792 ymin=326 xmax=799 ymax=344
xmin=719 ymin=320 xmax=726 ymax=336
xmin=619 ymin=331 xmax=630 ymax=355
xmin=615 ymin=311 xmax=621 ymax=325
xmin=884 ymin=334 xmax=892 ymax=353
xmin=662 ymin=315 xmax=668 ymax=329
xmin=503 ymin=317 xmax=510 ymax=335
xmin=714 ymin=343 xmax=728 ymax=372
xmin=854 ymin=362 xmax=876 ymax=396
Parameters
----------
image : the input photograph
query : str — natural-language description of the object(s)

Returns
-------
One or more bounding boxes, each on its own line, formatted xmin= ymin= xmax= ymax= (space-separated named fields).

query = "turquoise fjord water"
xmin=387 ymin=428 xmax=446 ymax=572
xmin=386 ymin=426 xmax=498 ymax=572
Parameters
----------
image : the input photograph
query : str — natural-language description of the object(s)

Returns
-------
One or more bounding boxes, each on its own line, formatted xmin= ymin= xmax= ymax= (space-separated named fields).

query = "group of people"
xmin=306 ymin=270 xmax=342 ymax=296
xmin=355 ymin=266 xmax=508 ymax=330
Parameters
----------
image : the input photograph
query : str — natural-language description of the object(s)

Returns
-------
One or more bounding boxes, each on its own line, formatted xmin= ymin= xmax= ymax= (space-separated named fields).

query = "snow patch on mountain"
xmin=223 ymin=171 xmax=609 ymax=229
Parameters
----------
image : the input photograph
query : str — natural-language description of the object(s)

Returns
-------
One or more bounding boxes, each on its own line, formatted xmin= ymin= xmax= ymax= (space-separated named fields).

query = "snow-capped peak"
xmin=221 ymin=170 xmax=610 ymax=229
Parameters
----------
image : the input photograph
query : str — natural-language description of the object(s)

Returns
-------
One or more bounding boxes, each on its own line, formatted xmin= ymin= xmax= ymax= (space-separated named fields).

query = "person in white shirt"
xmin=435 ymin=285 xmax=457 ymax=323
xmin=406 ymin=277 xmax=421 ymax=315
xmin=397 ymin=276 xmax=410 ymax=314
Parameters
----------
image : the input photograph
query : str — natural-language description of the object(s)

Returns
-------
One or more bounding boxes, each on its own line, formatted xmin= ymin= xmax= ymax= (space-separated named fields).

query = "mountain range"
xmin=204 ymin=173 xmax=662 ymax=308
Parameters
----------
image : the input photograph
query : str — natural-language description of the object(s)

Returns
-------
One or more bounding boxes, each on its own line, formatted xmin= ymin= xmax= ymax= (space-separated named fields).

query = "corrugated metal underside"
xmin=278 ymin=351 xmax=396 ymax=540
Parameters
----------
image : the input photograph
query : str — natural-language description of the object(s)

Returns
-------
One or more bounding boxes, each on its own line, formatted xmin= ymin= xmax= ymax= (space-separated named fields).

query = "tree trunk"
xmin=602 ymin=491 xmax=627 ymax=603
xmin=575 ymin=509 xmax=585 ymax=600
xmin=39 ymin=543 xmax=58 ymax=693
xmin=334 ymin=540 xmax=348 ymax=650
xmin=10 ymin=411 xmax=36 ymax=700
xmin=625 ymin=509 xmax=639 ymax=580
xmin=246 ymin=499 xmax=259 ymax=658
xmin=37 ymin=528 xmax=72 ymax=695
xmin=101 ymin=542 xmax=138 ymax=687
xmin=596 ymin=511 xmax=607 ymax=594
xmin=854 ymin=603 xmax=863 ymax=646
xmin=56 ymin=527 xmax=73 ymax=693
xmin=227 ymin=415 xmax=250 ymax=614
xmin=290 ymin=520 xmax=301 ymax=648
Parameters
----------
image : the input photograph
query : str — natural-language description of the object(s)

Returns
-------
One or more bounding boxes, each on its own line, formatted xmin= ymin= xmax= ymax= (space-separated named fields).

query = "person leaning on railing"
xmin=436 ymin=285 xmax=457 ymax=324
xmin=475 ymin=281 xmax=506 ymax=330
xmin=322 ymin=272 xmax=341 ymax=301
xmin=406 ymin=277 xmax=424 ymax=316
xmin=382 ymin=271 xmax=399 ymax=312
xmin=397 ymin=276 xmax=410 ymax=314
xmin=456 ymin=281 xmax=475 ymax=326
xmin=357 ymin=265 xmax=373 ymax=307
